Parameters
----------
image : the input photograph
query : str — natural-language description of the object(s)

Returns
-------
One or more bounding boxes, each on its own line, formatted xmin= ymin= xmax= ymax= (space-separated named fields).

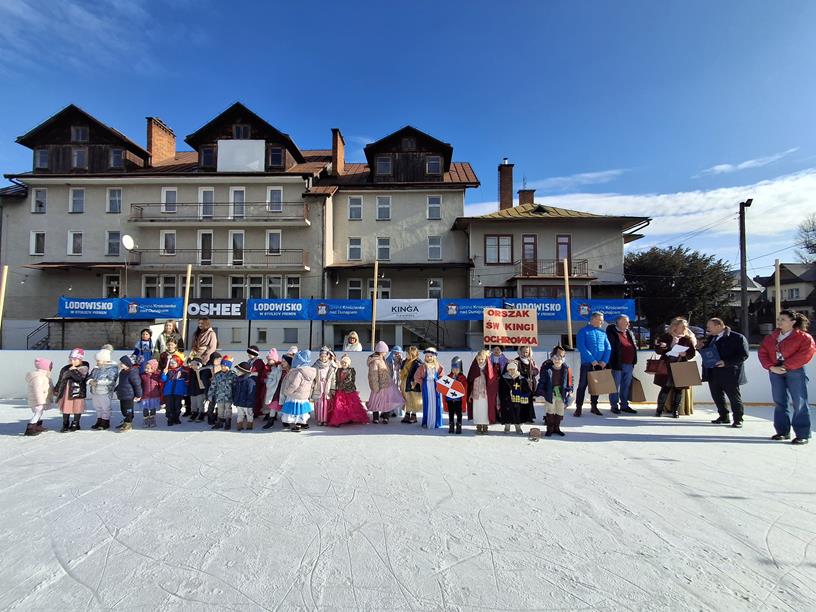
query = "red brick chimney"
xmin=518 ymin=188 xmax=535 ymax=206
xmin=146 ymin=117 xmax=176 ymax=165
xmin=331 ymin=128 xmax=345 ymax=176
xmin=498 ymin=158 xmax=514 ymax=210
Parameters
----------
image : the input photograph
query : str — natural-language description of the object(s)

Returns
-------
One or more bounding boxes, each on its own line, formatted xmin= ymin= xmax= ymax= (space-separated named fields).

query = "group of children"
xmin=23 ymin=338 xmax=574 ymax=438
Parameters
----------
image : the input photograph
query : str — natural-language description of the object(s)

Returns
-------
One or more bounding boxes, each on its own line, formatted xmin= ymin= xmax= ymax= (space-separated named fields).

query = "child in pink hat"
xmin=55 ymin=348 xmax=90 ymax=432
xmin=24 ymin=358 xmax=54 ymax=436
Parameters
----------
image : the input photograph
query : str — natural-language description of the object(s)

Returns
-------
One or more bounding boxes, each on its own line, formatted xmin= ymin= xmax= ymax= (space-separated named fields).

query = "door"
xmin=522 ymin=234 xmax=537 ymax=276
xmin=556 ymin=234 xmax=571 ymax=276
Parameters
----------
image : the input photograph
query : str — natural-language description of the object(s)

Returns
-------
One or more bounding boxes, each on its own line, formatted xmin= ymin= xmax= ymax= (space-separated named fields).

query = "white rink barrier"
xmin=0 ymin=349 xmax=812 ymax=405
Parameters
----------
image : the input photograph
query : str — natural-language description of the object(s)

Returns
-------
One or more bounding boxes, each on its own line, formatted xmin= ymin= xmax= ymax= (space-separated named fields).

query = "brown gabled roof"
xmin=304 ymin=185 xmax=339 ymax=197
xmin=317 ymin=161 xmax=479 ymax=189
xmin=453 ymin=202 xmax=650 ymax=231
xmin=0 ymin=183 xmax=27 ymax=198
xmin=364 ymin=125 xmax=454 ymax=170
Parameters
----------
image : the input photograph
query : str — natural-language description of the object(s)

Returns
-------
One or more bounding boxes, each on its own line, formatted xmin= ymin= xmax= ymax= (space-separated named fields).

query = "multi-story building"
xmin=759 ymin=263 xmax=816 ymax=319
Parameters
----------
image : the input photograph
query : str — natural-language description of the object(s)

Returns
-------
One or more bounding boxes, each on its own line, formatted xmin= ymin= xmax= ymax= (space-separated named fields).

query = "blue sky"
xmin=1 ymin=0 xmax=814 ymax=277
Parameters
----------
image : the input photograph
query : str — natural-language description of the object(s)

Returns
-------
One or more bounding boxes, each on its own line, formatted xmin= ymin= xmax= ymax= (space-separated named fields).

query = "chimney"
xmin=331 ymin=128 xmax=345 ymax=176
xmin=498 ymin=157 xmax=514 ymax=210
xmin=518 ymin=188 xmax=535 ymax=206
xmin=146 ymin=117 xmax=176 ymax=165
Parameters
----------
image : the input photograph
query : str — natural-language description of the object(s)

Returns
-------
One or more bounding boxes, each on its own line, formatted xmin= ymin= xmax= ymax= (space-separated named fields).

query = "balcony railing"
xmin=129 ymin=201 xmax=309 ymax=223
xmin=515 ymin=258 xmax=590 ymax=277
xmin=129 ymin=249 xmax=309 ymax=269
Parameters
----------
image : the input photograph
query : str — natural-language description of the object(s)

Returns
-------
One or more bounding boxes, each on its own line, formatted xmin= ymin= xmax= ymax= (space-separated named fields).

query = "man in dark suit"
xmin=702 ymin=317 xmax=750 ymax=428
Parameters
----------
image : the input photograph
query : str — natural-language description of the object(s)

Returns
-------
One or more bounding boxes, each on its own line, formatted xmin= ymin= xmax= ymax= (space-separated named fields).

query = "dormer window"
xmin=72 ymin=147 xmax=88 ymax=169
xmin=375 ymin=156 xmax=392 ymax=175
xmin=268 ymin=146 xmax=284 ymax=168
xmin=401 ymin=137 xmax=416 ymax=151
xmin=71 ymin=125 xmax=89 ymax=142
xmin=34 ymin=148 xmax=48 ymax=169
xmin=200 ymin=145 xmax=216 ymax=168
xmin=426 ymin=155 xmax=442 ymax=175
xmin=233 ymin=124 xmax=251 ymax=139
xmin=109 ymin=148 xmax=124 ymax=169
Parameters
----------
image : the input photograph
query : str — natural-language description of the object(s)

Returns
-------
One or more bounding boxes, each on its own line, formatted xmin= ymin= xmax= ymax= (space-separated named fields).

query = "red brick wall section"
xmin=518 ymin=189 xmax=535 ymax=206
xmin=332 ymin=128 xmax=345 ymax=176
xmin=146 ymin=117 xmax=176 ymax=164
xmin=499 ymin=160 xmax=514 ymax=209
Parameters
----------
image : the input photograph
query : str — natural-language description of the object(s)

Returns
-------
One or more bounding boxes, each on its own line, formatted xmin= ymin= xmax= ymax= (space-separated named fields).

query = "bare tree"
xmin=797 ymin=213 xmax=816 ymax=263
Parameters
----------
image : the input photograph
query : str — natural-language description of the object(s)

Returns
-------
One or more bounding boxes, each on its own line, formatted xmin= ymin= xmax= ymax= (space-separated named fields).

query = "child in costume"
xmin=140 ymin=359 xmax=162 ymax=428
xmin=443 ymin=356 xmax=468 ymax=434
xmin=499 ymin=360 xmax=531 ymax=435
xmin=55 ymin=348 xmax=90 ymax=432
xmin=88 ymin=349 xmax=119 ymax=431
xmin=208 ymin=358 xmax=236 ymax=430
xmin=280 ymin=350 xmax=316 ymax=432
xmin=367 ymin=341 xmax=404 ymax=424
xmin=328 ymin=354 xmax=370 ymax=426
xmin=161 ymin=357 xmax=189 ymax=426
xmin=400 ymin=346 xmax=422 ymax=424
xmin=262 ymin=349 xmax=284 ymax=428
xmin=513 ymin=346 xmax=539 ymax=423
xmin=24 ymin=357 xmax=53 ymax=436
xmin=414 ymin=347 xmax=444 ymax=429
xmin=131 ymin=328 xmax=154 ymax=372
xmin=467 ymin=349 xmax=499 ymax=434
xmin=535 ymin=346 xmax=572 ymax=437
xmin=313 ymin=346 xmax=337 ymax=426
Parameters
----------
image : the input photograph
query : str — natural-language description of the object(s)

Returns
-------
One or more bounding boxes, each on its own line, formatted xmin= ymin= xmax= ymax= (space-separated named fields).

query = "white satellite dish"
xmin=122 ymin=234 xmax=136 ymax=251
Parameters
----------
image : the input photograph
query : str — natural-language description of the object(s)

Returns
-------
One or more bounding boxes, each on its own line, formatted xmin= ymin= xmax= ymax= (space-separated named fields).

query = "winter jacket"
xmin=26 ymin=369 xmax=54 ymax=407
xmin=55 ymin=363 xmax=90 ymax=401
xmin=758 ymin=329 xmax=816 ymax=371
xmin=577 ymin=325 xmax=612 ymax=365
xmin=653 ymin=333 xmax=696 ymax=388
xmin=263 ymin=364 xmax=284 ymax=405
xmin=701 ymin=327 xmax=749 ymax=385
xmin=232 ymin=374 xmax=257 ymax=407
xmin=335 ymin=367 xmax=358 ymax=392
xmin=207 ymin=370 xmax=237 ymax=403
xmin=189 ymin=328 xmax=217 ymax=364
xmin=312 ymin=362 xmax=337 ymax=400
xmin=605 ymin=324 xmax=639 ymax=370
xmin=161 ymin=368 xmax=189 ymax=397
xmin=89 ymin=364 xmax=119 ymax=396
xmin=535 ymin=361 xmax=574 ymax=406
xmin=131 ymin=340 xmax=153 ymax=371
xmin=140 ymin=372 xmax=163 ymax=400
xmin=187 ymin=366 xmax=211 ymax=396
xmin=115 ymin=367 xmax=143 ymax=401
xmin=155 ymin=331 xmax=184 ymax=354
xmin=281 ymin=366 xmax=317 ymax=402
xmin=367 ymin=354 xmax=392 ymax=394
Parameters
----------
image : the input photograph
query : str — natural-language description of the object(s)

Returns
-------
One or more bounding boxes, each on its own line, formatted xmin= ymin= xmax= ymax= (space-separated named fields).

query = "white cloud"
xmin=345 ymin=135 xmax=374 ymax=163
xmin=526 ymin=168 xmax=628 ymax=192
xmin=694 ymin=147 xmax=799 ymax=177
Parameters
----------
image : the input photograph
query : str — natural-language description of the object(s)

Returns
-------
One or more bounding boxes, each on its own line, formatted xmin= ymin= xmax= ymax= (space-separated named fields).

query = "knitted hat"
xmin=266 ymin=348 xmax=279 ymax=362
xmin=120 ymin=355 xmax=134 ymax=368
xmin=146 ymin=359 xmax=159 ymax=370
xmin=391 ymin=345 xmax=403 ymax=354
xmin=35 ymin=357 xmax=52 ymax=371
xmin=451 ymin=356 xmax=462 ymax=371
xmin=236 ymin=361 xmax=252 ymax=373
xmin=247 ymin=345 xmax=260 ymax=357
xmin=292 ymin=349 xmax=312 ymax=369
xmin=95 ymin=349 xmax=112 ymax=363
xmin=319 ymin=345 xmax=331 ymax=356
xmin=340 ymin=354 xmax=351 ymax=366
xmin=287 ymin=345 xmax=298 ymax=355
xmin=424 ymin=347 xmax=438 ymax=355
xmin=69 ymin=348 xmax=85 ymax=360
xmin=374 ymin=340 xmax=388 ymax=353
xmin=221 ymin=359 xmax=233 ymax=369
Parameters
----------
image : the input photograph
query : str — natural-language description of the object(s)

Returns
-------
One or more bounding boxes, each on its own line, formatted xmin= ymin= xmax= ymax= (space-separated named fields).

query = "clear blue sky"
xmin=1 ymin=0 xmax=814 ymax=274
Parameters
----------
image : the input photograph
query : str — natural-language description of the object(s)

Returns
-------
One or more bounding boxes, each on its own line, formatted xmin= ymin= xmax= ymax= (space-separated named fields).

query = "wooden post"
xmin=370 ymin=259 xmax=379 ymax=351
xmin=181 ymin=264 xmax=192 ymax=345
xmin=563 ymin=258 xmax=573 ymax=349
xmin=774 ymin=259 xmax=782 ymax=318
xmin=0 ymin=265 xmax=8 ymax=349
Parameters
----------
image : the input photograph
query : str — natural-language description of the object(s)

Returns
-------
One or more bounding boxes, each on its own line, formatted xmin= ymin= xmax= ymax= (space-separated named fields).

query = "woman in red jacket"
xmin=759 ymin=310 xmax=816 ymax=445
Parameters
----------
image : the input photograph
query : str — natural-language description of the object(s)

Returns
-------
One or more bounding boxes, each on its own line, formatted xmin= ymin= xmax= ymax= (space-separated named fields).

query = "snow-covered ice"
xmin=0 ymin=399 xmax=814 ymax=611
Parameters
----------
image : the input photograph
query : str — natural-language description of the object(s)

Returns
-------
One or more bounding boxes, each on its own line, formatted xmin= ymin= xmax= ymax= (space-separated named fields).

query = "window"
xmin=144 ymin=275 xmax=178 ymax=298
xmin=268 ymin=146 xmax=284 ymax=168
xmin=286 ymin=276 xmax=301 ymax=298
xmin=267 ymin=230 xmax=282 ymax=255
xmin=229 ymin=230 xmax=244 ymax=265
xmin=267 ymin=187 xmax=283 ymax=212
xmin=230 ymin=276 xmax=245 ymax=299
xmin=426 ymin=155 xmax=442 ymax=175
xmin=377 ymin=237 xmax=390 ymax=261
xmin=67 ymin=231 xmax=83 ymax=255
xmin=248 ymin=275 xmax=264 ymax=299
xmin=266 ymin=275 xmax=282 ymax=298
xmin=348 ymin=237 xmax=362 ymax=261
xmin=428 ymin=235 xmax=442 ymax=260
xmin=199 ymin=187 xmax=214 ymax=218
xmin=231 ymin=327 xmax=242 ymax=344
xmin=485 ymin=286 xmax=516 ymax=299
xmin=32 ymin=189 xmax=47 ymax=214
xmin=106 ymin=231 xmax=121 ymax=256
xmin=348 ymin=196 xmax=362 ymax=220
xmin=71 ymin=147 xmax=88 ymax=169
xmin=402 ymin=137 xmax=416 ymax=151
xmin=198 ymin=231 xmax=213 ymax=265
xmin=160 ymin=276 xmax=177 ymax=298
xmin=520 ymin=285 xmax=588 ymax=298
xmin=71 ymin=125 xmax=89 ymax=142
xmin=556 ymin=234 xmax=571 ymax=263
xmin=230 ymin=187 xmax=245 ymax=219
xmin=368 ymin=278 xmax=391 ymax=299
xmin=283 ymin=328 xmax=298 ymax=345
xmin=103 ymin=274 xmax=120 ymax=297
xmin=107 ymin=188 xmax=122 ymax=213
xmin=69 ymin=188 xmax=84 ymax=213
xmin=109 ymin=148 xmax=124 ymax=168
xmin=198 ymin=275 xmax=213 ymax=299
xmin=376 ymin=196 xmax=391 ymax=220
xmin=35 ymin=148 xmax=48 ymax=169
xmin=428 ymin=278 xmax=443 ymax=299
xmin=233 ymin=124 xmax=251 ymax=139
xmin=257 ymin=328 xmax=268 ymax=344
xmin=375 ymin=156 xmax=392 ymax=175
xmin=485 ymin=235 xmax=512 ymax=264
xmin=790 ymin=288 xmax=801 ymax=299
xmin=160 ymin=230 xmax=176 ymax=256
xmin=143 ymin=275 xmax=159 ymax=298
xmin=30 ymin=231 xmax=45 ymax=256
xmin=347 ymin=278 xmax=363 ymax=300
xmin=161 ymin=187 xmax=177 ymax=213
xmin=427 ymin=195 xmax=441 ymax=220
xmin=200 ymin=146 xmax=216 ymax=168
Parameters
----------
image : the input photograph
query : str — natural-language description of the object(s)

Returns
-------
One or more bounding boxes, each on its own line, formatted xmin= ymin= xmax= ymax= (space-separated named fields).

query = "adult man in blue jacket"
xmin=574 ymin=311 xmax=612 ymax=417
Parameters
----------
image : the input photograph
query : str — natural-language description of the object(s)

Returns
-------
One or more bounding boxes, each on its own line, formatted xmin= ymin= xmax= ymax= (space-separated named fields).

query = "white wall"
xmin=1 ymin=349 xmax=812 ymax=405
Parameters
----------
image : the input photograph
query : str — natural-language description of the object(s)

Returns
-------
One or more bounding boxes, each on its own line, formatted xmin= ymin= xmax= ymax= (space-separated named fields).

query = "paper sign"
xmin=482 ymin=307 xmax=539 ymax=347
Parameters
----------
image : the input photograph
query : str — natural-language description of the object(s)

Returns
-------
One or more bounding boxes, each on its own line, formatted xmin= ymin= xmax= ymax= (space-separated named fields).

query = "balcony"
xmin=128 ymin=249 xmax=310 ymax=271
xmin=129 ymin=202 xmax=310 ymax=226
xmin=514 ymin=258 xmax=591 ymax=278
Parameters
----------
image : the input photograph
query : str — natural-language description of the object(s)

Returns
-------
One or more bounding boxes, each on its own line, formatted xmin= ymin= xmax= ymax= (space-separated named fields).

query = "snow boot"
xmin=263 ymin=417 xmax=277 ymax=430
xmin=100 ymin=419 xmax=110 ymax=430
xmin=449 ymin=422 xmax=455 ymax=434
xmin=115 ymin=420 xmax=127 ymax=430
xmin=555 ymin=415 xmax=566 ymax=436
xmin=611 ymin=407 xmax=621 ymax=415
xmin=24 ymin=423 xmax=40 ymax=436
xmin=410 ymin=413 xmax=418 ymax=423
xmin=401 ymin=413 xmax=411 ymax=423
xmin=573 ymin=406 xmax=582 ymax=418
xmin=34 ymin=420 xmax=46 ymax=432
xmin=237 ymin=421 xmax=245 ymax=431
xmin=70 ymin=416 xmax=81 ymax=431
xmin=247 ymin=420 xmax=254 ymax=431
xmin=211 ymin=419 xmax=223 ymax=430
xmin=60 ymin=414 xmax=71 ymax=432
xmin=91 ymin=418 xmax=104 ymax=430
xmin=504 ymin=423 xmax=511 ymax=434
xmin=190 ymin=411 xmax=199 ymax=421
xmin=224 ymin=418 xmax=231 ymax=431
xmin=120 ymin=422 xmax=132 ymax=432
xmin=455 ymin=422 xmax=462 ymax=434
xmin=544 ymin=414 xmax=554 ymax=437
xmin=292 ymin=424 xmax=302 ymax=432
xmin=372 ymin=411 xmax=379 ymax=424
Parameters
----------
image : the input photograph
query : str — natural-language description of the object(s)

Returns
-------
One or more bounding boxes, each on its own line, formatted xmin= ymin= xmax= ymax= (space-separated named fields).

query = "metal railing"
xmin=128 ymin=249 xmax=308 ymax=268
xmin=26 ymin=321 xmax=50 ymax=350
xmin=129 ymin=201 xmax=309 ymax=222
xmin=515 ymin=258 xmax=590 ymax=277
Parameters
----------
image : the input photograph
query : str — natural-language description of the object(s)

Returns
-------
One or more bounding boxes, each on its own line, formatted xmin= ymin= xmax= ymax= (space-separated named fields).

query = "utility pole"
xmin=739 ymin=199 xmax=753 ymax=339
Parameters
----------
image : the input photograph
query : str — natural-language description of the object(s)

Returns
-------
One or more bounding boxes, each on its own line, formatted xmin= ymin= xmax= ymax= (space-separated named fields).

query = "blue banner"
xmin=570 ymin=299 xmax=636 ymax=321
xmin=438 ymin=299 xmax=503 ymax=320
xmin=58 ymin=297 xmax=120 ymax=319
xmin=310 ymin=299 xmax=372 ymax=321
xmin=503 ymin=299 xmax=567 ymax=321
xmin=247 ymin=299 xmax=311 ymax=320
xmin=120 ymin=298 xmax=184 ymax=320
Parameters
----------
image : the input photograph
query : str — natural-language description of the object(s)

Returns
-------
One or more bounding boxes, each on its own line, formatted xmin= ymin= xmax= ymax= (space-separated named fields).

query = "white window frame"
xmin=257 ymin=327 xmax=268 ymax=344
xmin=109 ymin=148 xmax=124 ymax=169
xmin=268 ymin=146 xmax=284 ymax=168
xmin=198 ymin=187 xmax=215 ymax=219
xmin=377 ymin=237 xmax=390 ymax=261
xmin=229 ymin=230 xmax=245 ymax=266
xmin=231 ymin=327 xmax=243 ymax=344
xmin=160 ymin=275 xmax=179 ymax=298
xmin=230 ymin=275 xmax=245 ymax=299
xmin=285 ymin=275 xmax=301 ymax=299
xmin=266 ymin=186 xmax=283 ymax=212
xmin=347 ymin=196 xmax=362 ymax=220
xmin=426 ymin=155 xmax=442 ymax=175
xmin=347 ymin=237 xmax=362 ymax=261
xmin=102 ymin=273 xmax=121 ymax=298
xmin=106 ymin=187 xmax=122 ymax=214
xmin=161 ymin=187 xmax=177 ymax=213
xmin=368 ymin=278 xmax=391 ymax=299
xmin=247 ymin=275 xmax=264 ymax=299
xmin=427 ymin=195 xmax=442 ymax=220
xmin=266 ymin=275 xmax=283 ymax=299
xmin=347 ymin=278 xmax=363 ymax=300
xmin=197 ymin=230 xmax=214 ymax=265
xmin=67 ymin=231 xmax=83 ymax=256
xmin=29 ymin=231 xmax=45 ymax=256
xmin=198 ymin=275 xmax=214 ymax=299
xmin=71 ymin=125 xmax=89 ymax=142
xmin=376 ymin=196 xmax=391 ymax=221
xmin=69 ymin=188 xmax=84 ymax=214
xmin=160 ymin=230 xmax=176 ymax=256
xmin=34 ymin=148 xmax=48 ymax=169
xmin=428 ymin=235 xmax=442 ymax=261
xmin=229 ymin=186 xmax=245 ymax=219
xmin=375 ymin=156 xmax=392 ymax=175
xmin=266 ymin=229 xmax=282 ymax=256
xmin=428 ymin=278 xmax=443 ymax=299
xmin=106 ymin=230 xmax=121 ymax=256
xmin=31 ymin=188 xmax=47 ymax=214
xmin=71 ymin=146 xmax=88 ymax=169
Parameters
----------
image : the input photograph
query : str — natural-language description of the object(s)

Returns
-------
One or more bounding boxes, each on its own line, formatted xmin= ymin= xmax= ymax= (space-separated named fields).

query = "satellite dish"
xmin=122 ymin=234 xmax=136 ymax=251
